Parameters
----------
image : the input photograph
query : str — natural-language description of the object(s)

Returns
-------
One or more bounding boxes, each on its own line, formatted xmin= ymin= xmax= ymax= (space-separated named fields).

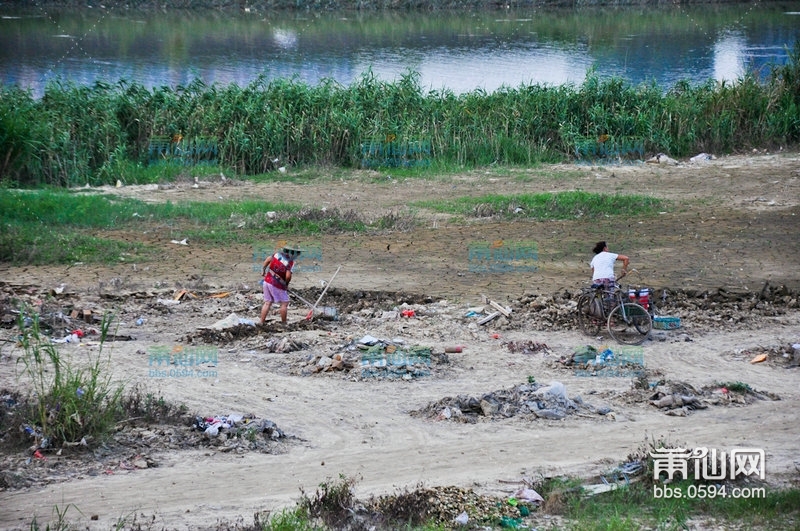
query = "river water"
xmin=1 ymin=3 xmax=799 ymax=98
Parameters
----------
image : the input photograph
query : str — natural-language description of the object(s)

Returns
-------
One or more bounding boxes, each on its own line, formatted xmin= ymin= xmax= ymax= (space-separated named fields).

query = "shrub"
xmin=15 ymin=308 xmax=125 ymax=449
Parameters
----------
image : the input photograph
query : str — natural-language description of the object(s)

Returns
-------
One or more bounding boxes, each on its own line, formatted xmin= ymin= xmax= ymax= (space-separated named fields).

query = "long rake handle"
xmin=312 ymin=265 xmax=341 ymax=310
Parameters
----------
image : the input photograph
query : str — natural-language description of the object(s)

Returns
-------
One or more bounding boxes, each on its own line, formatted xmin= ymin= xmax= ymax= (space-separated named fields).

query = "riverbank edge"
xmin=3 ymin=0 xmax=756 ymax=11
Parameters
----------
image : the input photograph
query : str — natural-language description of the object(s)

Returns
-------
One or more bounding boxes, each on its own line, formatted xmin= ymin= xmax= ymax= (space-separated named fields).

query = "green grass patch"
xmin=0 ymin=223 xmax=150 ymax=265
xmin=414 ymin=191 xmax=667 ymax=220
xmin=0 ymin=190 xmax=298 ymax=227
xmin=559 ymin=481 xmax=799 ymax=531
xmin=0 ymin=189 xmax=391 ymax=265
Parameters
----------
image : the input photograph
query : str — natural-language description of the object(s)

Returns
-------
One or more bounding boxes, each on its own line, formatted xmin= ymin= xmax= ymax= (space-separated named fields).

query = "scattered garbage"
xmin=513 ymin=487 xmax=544 ymax=504
xmin=414 ymin=380 xmax=599 ymax=422
xmin=22 ymin=424 xmax=50 ymax=450
xmin=690 ymin=152 xmax=716 ymax=163
xmin=644 ymin=380 xmax=780 ymax=416
xmin=193 ymin=413 xmax=285 ymax=441
xmin=734 ymin=343 xmax=800 ymax=368
xmin=202 ymin=313 xmax=256 ymax=330
xmin=559 ymin=345 xmax=644 ymax=376
xmin=454 ymin=511 xmax=469 ymax=525
xmin=358 ymin=334 xmax=380 ymax=346
xmin=51 ymin=329 xmax=85 ymax=344
xmin=317 ymin=306 xmax=338 ymax=320
xmin=360 ymin=344 xmax=433 ymax=380
xmin=646 ymin=152 xmax=679 ymax=165
xmin=263 ymin=335 xmax=306 ymax=353
xmin=649 ymin=392 xmax=707 ymax=415
xmin=504 ymin=340 xmax=549 ymax=355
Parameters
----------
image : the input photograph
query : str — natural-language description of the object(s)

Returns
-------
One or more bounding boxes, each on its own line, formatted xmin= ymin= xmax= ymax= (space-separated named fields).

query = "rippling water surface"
xmin=1 ymin=3 xmax=799 ymax=97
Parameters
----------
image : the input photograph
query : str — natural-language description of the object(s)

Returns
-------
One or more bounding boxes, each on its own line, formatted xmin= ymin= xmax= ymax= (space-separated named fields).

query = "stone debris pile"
xmin=643 ymin=380 xmax=780 ymax=417
xmin=300 ymin=334 xmax=446 ymax=379
xmin=414 ymin=381 xmax=606 ymax=422
xmin=193 ymin=413 xmax=287 ymax=449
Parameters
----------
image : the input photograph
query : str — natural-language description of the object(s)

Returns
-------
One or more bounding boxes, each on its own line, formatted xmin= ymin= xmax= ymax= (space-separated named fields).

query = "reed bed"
xmin=1 ymin=42 xmax=798 ymax=188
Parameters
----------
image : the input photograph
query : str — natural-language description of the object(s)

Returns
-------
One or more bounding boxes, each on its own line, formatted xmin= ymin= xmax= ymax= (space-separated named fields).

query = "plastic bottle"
xmin=445 ymin=346 xmax=463 ymax=353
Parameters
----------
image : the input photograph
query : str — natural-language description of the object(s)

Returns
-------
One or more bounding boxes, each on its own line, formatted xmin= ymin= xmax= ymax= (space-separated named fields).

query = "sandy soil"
xmin=0 ymin=152 xmax=799 ymax=530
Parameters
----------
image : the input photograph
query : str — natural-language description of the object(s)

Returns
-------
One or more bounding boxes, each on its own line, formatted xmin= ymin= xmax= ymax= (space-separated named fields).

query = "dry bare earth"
xmin=0 ymin=153 xmax=799 ymax=530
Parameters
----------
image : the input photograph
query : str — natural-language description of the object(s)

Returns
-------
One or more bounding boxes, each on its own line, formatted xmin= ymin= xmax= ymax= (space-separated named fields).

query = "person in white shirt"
xmin=590 ymin=241 xmax=629 ymax=287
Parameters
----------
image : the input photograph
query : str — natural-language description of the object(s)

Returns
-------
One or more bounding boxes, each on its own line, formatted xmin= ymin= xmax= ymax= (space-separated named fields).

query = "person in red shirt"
xmin=260 ymin=246 xmax=301 ymax=324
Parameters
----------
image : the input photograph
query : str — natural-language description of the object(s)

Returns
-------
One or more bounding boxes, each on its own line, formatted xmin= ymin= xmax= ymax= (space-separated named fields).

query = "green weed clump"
xmin=1 ymin=42 xmax=799 ymax=187
xmin=716 ymin=381 xmax=753 ymax=393
xmin=15 ymin=310 xmax=125 ymax=449
xmin=297 ymin=474 xmax=359 ymax=530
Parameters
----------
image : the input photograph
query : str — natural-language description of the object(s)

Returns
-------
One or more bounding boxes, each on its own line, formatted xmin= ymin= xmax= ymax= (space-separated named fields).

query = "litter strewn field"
xmin=0 ymin=153 xmax=798 ymax=529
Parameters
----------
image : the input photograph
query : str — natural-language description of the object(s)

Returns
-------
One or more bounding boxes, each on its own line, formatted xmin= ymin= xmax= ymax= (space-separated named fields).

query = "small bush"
xmin=121 ymin=383 xmax=190 ymax=425
xmin=15 ymin=308 xmax=125 ymax=449
xmin=298 ymin=474 xmax=360 ymax=530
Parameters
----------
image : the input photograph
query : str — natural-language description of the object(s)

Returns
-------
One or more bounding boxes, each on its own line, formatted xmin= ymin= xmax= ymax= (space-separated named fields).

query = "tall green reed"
xmin=2 ymin=41 xmax=798 ymax=188
xmin=16 ymin=309 xmax=125 ymax=447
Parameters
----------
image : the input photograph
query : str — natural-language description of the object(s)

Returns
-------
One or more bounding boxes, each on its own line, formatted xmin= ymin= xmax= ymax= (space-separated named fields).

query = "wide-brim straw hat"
xmin=281 ymin=245 xmax=302 ymax=256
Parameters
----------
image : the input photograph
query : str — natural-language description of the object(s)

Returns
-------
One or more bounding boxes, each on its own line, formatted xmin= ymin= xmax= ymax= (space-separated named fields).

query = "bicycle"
xmin=576 ymin=280 xmax=653 ymax=345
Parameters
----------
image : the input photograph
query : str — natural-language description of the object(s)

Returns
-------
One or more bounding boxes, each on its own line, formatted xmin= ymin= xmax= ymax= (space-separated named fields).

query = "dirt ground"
xmin=0 ymin=152 xmax=799 ymax=530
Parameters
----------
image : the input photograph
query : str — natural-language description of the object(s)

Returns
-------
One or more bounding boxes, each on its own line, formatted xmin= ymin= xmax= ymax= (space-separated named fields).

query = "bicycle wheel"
xmin=607 ymin=303 xmax=652 ymax=345
xmin=577 ymin=293 xmax=603 ymax=336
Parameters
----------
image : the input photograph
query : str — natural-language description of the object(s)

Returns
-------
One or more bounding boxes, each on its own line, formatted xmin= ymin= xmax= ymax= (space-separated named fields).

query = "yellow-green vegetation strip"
xmin=415 ymin=191 xmax=667 ymax=219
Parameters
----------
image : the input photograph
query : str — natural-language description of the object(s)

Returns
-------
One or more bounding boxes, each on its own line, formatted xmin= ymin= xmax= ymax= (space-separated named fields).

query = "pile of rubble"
xmin=553 ymin=344 xmax=647 ymax=377
xmin=299 ymin=335 xmax=448 ymax=380
xmin=366 ymin=485 xmax=540 ymax=529
xmin=192 ymin=413 xmax=287 ymax=448
xmin=623 ymin=380 xmax=781 ymax=417
xmin=0 ymin=413 xmax=294 ymax=490
xmin=729 ymin=343 xmax=800 ymax=367
xmin=413 ymin=381 xmax=607 ymax=422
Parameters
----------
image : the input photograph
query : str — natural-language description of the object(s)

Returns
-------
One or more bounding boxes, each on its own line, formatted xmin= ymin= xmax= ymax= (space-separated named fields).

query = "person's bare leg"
xmin=279 ymin=302 xmax=289 ymax=323
xmin=260 ymin=302 xmax=272 ymax=324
